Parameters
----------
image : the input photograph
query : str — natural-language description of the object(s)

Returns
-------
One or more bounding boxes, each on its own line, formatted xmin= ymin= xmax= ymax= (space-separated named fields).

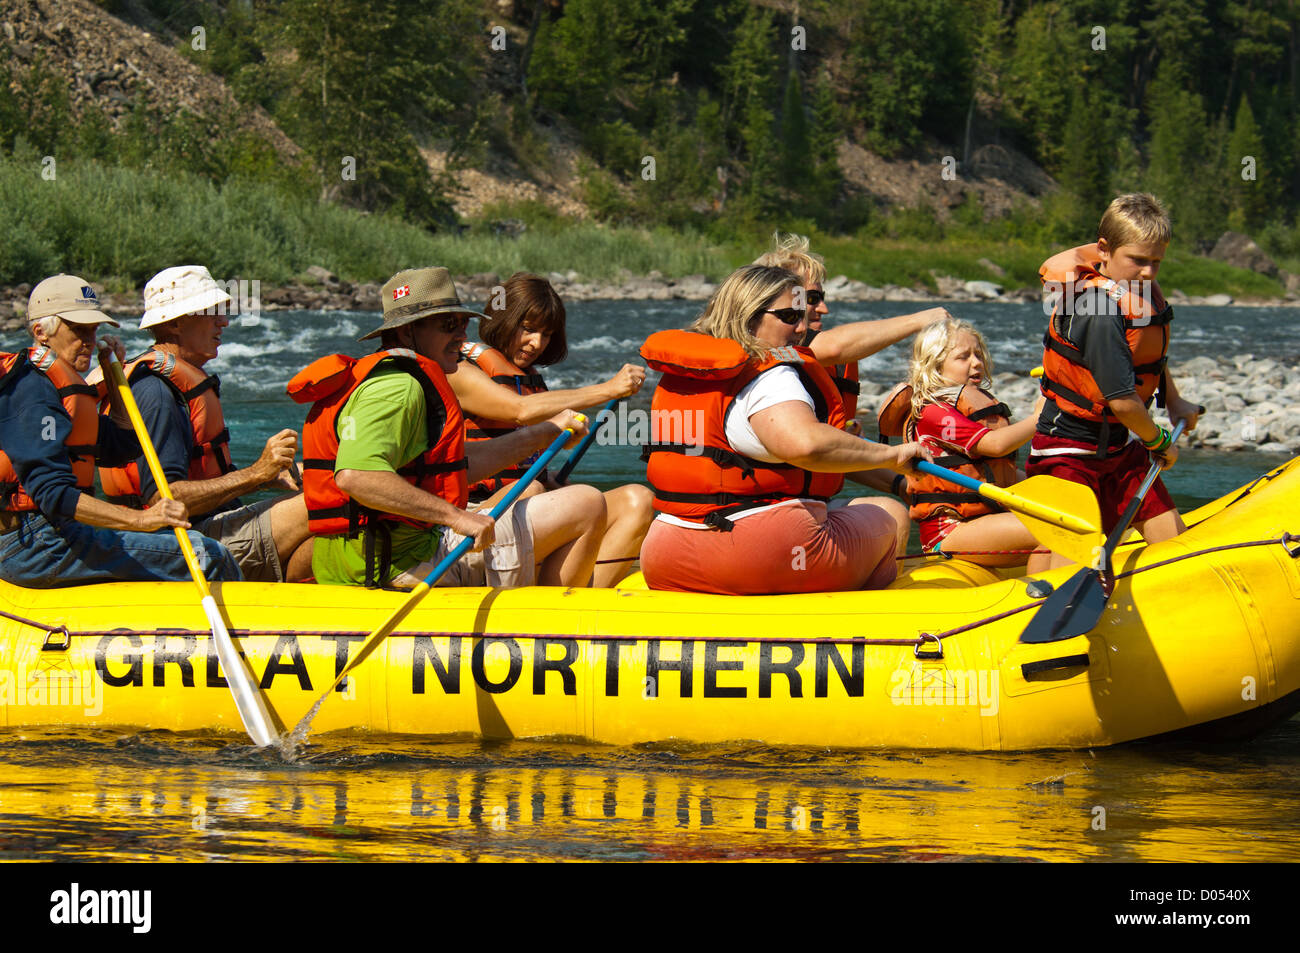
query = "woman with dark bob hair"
xmin=638 ymin=264 xmax=928 ymax=595
xmin=447 ymin=272 xmax=653 ymax=587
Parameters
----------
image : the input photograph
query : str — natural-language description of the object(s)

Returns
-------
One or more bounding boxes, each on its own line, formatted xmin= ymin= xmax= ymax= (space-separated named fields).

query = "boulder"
xmin=305 ymin=266 xmax=338 ymax=288
xmin=963 ymin=280 xmax=1003 ymax=299
xmin=1201 ymin=293 xmax=1234 ymax=306
xmin=1209 ymin=231 xmax=1278 ymax=278
xmin=930 ymin=273 xmax=966 ymax=298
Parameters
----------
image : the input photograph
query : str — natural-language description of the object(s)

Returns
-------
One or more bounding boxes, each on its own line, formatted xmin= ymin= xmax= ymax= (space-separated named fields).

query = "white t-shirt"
xmin=723 ymin=365 xmax=815 ymax=461
xmin=655 ymin=365 xmax=816 ymax=529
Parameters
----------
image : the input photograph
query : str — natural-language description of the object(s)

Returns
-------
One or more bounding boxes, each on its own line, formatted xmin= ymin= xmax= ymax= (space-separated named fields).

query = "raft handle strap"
xmin=1284 ymin=532 xmax=1300 ymax=559
xmin=1021 ymin=654 xmax=1090 ymax=678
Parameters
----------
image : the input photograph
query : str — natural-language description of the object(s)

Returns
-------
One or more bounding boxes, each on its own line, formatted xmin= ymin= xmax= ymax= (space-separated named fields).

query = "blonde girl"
xmin=902 ymin=319 xmax=1044 ymax=567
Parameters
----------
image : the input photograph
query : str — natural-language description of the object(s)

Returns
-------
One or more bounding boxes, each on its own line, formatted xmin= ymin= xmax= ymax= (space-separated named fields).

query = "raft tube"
xmin=2 ymin=458 xmax=1299 ymax=751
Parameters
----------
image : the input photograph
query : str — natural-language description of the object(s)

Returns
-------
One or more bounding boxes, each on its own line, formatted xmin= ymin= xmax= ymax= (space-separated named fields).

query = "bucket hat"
xmin=140 ymin=266 xmax=232 ymax=330
xmin=27 ymin=275 xmax=119 ymax=327
xmin=359 ymin=267 xmax=488 ymax=341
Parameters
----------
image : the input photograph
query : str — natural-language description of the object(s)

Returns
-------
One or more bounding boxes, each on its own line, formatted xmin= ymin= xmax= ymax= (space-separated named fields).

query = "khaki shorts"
xmin=194 ymin=498 xmax=282 ymax=582
xmin=393 ymin=498 xmax=535 ymax=589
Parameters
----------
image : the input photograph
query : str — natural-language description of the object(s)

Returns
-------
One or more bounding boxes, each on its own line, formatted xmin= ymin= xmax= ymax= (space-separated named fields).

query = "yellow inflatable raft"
xmin=2 ymin=459 xmax=1299 ymax=750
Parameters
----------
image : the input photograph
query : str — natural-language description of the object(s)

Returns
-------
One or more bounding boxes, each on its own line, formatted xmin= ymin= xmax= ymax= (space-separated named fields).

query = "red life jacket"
xmin=889 ymin=384 xmax=1018 ymax=523
xmin=640 ymin=329 xmax=846 ymax=528
xmin=0 ymin=347 xmax=101 ymax=512
xmin=97 ymin=350 xmax=235 ymax=508
xmin=1038 ymin=244 xmax=1174 ymax=454
xmin=828 ymin=361 xmax=860 ymax=421
xmin=288 ymin=348 xmax=468 ymax=538
xmin=459 ymin=341 xmax=548 ymax=502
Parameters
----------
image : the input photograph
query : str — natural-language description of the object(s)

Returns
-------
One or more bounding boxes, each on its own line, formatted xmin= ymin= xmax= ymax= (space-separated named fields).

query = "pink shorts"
xmin=640 ymin=500 xmax=899 ymax=595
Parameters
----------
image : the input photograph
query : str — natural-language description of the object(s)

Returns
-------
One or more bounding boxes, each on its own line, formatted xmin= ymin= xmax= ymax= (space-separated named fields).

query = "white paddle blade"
xmin=1012 ymin=476 xmax=1105 ymax=565
xmin=202 ymin=596 xmax=278 ymax=747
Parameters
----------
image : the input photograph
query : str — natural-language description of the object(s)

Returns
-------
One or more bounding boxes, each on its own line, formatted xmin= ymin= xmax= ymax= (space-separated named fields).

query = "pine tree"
xmin=1227 ymin=95 xmax=1272 ymax=232
xmin=1145 ymin=63 xmax=1226 ymax=244
xmin=779 ymin=69 xmax=809 ymax=189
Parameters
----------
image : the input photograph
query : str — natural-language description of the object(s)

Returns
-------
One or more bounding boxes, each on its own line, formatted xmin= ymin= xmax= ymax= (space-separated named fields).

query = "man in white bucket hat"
xmin=0 ymin=274 xmax=240 ymax=586
xmin=98 ymin=265 xmax=312 ymax=581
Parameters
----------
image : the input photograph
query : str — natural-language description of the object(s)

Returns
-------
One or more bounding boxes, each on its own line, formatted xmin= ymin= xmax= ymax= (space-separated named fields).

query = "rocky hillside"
xmin=2 ymin=0 xmax=297 ymax=158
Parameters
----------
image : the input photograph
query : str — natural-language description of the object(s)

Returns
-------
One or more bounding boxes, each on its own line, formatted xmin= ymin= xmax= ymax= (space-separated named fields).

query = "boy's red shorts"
xmin=1025 ymin=436 xmax=1177 ymax=534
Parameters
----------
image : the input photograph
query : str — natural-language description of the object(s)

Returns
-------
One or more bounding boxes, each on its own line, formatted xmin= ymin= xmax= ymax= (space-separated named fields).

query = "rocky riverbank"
xmin=4 ymin=272 xmax=1297 ymax=454
xmin=4 ymin=266 xmax=1294 ymax=332
xmin=852 ymin=354 xmax=1300 ymax=454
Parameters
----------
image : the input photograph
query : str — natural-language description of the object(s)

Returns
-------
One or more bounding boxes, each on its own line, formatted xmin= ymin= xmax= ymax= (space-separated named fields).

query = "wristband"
xmin=1142 ymin=426 xmax=1172 ymax=453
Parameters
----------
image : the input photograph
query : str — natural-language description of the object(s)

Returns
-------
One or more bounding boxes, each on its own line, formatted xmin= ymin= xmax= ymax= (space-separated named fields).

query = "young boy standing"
xmin=1027 ymin=193 xmax=1201 ymax=573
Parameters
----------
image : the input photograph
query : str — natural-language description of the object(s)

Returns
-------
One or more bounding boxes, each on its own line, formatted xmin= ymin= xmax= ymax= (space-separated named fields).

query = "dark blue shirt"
xmin=131 ymin=373 xmax=240 ymax=519
xmin=1039 ymin=286 xmax=1143 ymax=445
xmin=0 ymin=359 xmax=140 ymax=522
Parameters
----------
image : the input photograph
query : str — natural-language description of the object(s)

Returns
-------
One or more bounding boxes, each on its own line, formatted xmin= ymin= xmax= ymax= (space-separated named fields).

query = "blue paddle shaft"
xmin=916 ymin=460 xmax=981 ymax=491
xmin=556 ymin=398 xmax=617 ymax=483
xmin=419 ymin=425 xmax=576 ymax=587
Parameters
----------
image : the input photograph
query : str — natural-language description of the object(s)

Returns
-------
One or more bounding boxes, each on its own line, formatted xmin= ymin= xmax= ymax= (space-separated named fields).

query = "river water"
xmin=1 ymin=300 xmax=1297 ymax=865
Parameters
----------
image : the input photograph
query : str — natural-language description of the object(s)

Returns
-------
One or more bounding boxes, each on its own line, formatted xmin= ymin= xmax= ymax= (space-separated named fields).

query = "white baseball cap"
xmin=140 ymin=265 xmax=232 ymax=329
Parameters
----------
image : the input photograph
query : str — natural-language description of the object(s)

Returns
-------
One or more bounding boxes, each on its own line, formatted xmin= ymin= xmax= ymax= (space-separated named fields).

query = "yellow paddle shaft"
xmin=977 ymin=482 xmax=1095 ymax=533
xmin=104 ymin=356 xmax=210 ymax=595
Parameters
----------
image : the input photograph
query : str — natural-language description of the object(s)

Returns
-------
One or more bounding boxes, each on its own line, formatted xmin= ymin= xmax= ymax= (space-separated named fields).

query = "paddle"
xmin=282 ymin=415 xmax=586 ymax=750
xmin=914 ymin=461 xmax=1102 ymax=563
xmin=555 ymin=398 xmax=617 ymax=484
xmin=105 ymin=353 xmax=278 ymax=747
xmin=1019 ymin=419 xmax=1187 ymax=644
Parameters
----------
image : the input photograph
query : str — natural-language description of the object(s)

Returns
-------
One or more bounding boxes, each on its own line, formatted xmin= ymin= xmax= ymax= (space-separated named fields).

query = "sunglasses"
xmin=805 ymin=290 xmax=826 ymax=307
xmin=762 ymin=307 xmax=807 ymax=325
xmin=427 ymin=314 xmax=470 ymax=334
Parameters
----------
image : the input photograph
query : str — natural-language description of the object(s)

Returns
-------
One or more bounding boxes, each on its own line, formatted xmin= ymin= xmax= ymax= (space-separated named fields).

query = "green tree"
xmin=1145 ymin=63 xmax=1226 ymax=244
xmin=840 ymin=0 xmax=972 ymax=158
xmin=264 ymin=0 xmax=483 ymax=228
xmin=1057 ymin=82 xmax=1113 ymax=236
xmin=779 ymin=70 xmax=809 ymax=189
xmin=717 ymin=4 xmax=779 ymax=218
xmin=1227 ymin=95 xmax=1273 ymax=232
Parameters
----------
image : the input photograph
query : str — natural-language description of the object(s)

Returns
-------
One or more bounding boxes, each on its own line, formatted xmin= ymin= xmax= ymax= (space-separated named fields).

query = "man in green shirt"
xmin=309 ymin=267 xmax=607 ymax=589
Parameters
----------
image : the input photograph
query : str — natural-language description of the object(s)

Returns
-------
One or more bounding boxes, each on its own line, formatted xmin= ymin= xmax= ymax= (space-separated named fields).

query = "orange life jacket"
xmin=640 ymin=329 xmax=846 ymax=528
xmin=459 ymin=341 xmax=548 ymax=502
xmin=879 ymin=383 xmax=1018 ymax=523
xmin=828 ymin=361 xmax=860 ymax=421
xmin=1038 ymin=244 xmax=1173 ymax=454
xmin=97 ymin=350 xmax=235 ymax=508
xmin=289 ymin=348 xmax=468 ymax=534
xmin=0 ymin=347 xmax=100 ymax=512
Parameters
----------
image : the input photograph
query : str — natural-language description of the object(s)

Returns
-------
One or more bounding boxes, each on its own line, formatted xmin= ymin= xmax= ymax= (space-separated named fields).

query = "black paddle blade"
xmin=1019 ymin=567 xmax=1108 ymax=643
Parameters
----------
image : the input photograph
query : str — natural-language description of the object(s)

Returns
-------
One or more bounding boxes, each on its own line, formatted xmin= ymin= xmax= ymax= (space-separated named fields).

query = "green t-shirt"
xmin=311 ymin=364 xmax=445 ymax=586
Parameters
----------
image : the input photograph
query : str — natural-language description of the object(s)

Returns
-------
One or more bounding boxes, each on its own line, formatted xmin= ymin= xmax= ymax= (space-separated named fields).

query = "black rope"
xmin=1 ymin=535 xmax=1293 ymax=649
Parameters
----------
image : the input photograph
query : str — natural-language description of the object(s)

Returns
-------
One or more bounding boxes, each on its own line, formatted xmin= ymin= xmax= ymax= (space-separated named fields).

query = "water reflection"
xmin=0 ymin=725 xmax=1295 ymax=862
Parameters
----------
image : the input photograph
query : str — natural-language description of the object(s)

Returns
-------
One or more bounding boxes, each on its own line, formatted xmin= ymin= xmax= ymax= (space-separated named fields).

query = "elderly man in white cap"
xmin=98 ymin=265 xmax=311 ymax=581
xmin=0 ymin=274 xmax=240 ymax=586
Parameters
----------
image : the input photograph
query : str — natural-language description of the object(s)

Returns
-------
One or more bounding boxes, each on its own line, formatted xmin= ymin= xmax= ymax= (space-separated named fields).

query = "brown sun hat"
xmin=359 ymin=267 xmax=489 ymax=341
